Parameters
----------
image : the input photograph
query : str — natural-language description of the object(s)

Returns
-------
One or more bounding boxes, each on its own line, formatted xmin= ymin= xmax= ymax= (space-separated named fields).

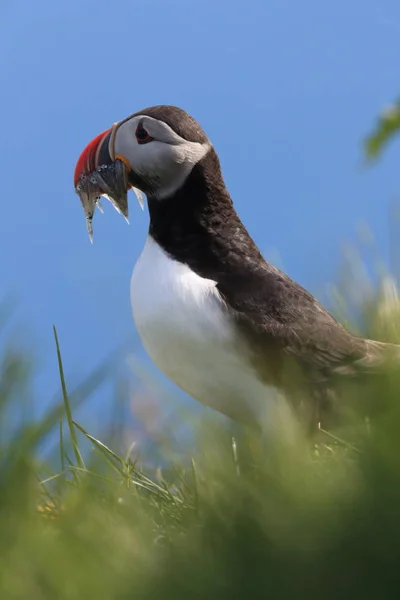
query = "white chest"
xmin=130 ymin=236 xmax=287 ymax=426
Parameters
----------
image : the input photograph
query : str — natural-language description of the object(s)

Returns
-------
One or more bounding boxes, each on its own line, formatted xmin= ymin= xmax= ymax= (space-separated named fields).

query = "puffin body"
xmin=131 ymin=235 xmax=278 ymax=427
xmin=74 ymin=105 xmax=400 ymax=433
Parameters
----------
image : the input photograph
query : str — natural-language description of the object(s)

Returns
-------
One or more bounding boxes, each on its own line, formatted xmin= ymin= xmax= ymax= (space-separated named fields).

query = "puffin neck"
xmin=147 ymin=149 xmax=263 ymax=279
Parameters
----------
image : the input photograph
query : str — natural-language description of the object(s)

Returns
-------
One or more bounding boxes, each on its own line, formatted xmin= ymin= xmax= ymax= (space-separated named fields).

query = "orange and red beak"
xmin=74 ymin=123 xmax=135 ymax=243
xmin=73 ymin=128 xmax=114 ymax=190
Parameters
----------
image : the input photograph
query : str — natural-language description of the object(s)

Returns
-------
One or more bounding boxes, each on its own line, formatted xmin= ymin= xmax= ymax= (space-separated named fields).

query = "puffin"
xmin=73 ymin=105 xmax=399 ymax=436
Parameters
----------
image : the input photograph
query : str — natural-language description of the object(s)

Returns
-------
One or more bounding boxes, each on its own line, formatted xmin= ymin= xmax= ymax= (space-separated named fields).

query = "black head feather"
xmin=133 ymin=105 xmax=208 ymax=144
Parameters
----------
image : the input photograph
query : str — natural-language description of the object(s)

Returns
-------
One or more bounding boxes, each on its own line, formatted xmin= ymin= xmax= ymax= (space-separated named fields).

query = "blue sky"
xmin=1 ymin=0 xmax=400 ymax=440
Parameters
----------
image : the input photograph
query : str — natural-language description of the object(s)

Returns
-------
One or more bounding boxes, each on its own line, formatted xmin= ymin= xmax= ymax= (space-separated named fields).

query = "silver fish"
xmin=75 ymin=159 xmax=136 ymax=242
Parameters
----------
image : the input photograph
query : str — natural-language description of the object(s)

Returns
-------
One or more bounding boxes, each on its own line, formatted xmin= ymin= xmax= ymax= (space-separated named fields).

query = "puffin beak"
xmin=74 ymin=124 xmax=142 ymax=243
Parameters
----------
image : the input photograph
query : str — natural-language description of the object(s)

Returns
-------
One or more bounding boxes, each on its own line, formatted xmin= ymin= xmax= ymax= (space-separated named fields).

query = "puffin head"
xmin=74 ymin=105 xmax=211 ymax=242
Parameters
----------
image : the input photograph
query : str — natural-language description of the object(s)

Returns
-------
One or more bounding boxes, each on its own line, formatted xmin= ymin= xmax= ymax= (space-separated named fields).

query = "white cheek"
xmin=133 ymin=142 xmax=177 ymax=177
xmin=144 ymin=142 xmax=209 ymax=198
xmin=115 ymin=119 xmax=210 ymax=198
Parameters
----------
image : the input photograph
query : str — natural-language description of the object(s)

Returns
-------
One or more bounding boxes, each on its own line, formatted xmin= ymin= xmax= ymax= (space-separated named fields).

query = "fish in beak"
xmin=74 ymin=124 xmax=143 ymax=243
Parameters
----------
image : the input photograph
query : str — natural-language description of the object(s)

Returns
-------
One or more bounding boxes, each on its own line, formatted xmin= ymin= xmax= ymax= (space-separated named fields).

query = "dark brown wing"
xmin=216 ymin=262 xmax=372 ymax=385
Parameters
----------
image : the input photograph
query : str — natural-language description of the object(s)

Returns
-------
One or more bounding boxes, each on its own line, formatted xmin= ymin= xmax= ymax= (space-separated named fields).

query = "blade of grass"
xmin=73 ymin=420 xmax=126 ymax=470
xmin=91 ymin=445 xmax=128 ymax=479
xmin=36 ymin=472 xmax=60 ymax=509
xmin=59 ymin=420 xmax=65 ymax=472
xmin=231 ymin=436 xmax=240 ymax=476
xmin=318 ymin=426 xmax=362 ymax=454
xmin=53 ymin=326 xmax=85 ymax=470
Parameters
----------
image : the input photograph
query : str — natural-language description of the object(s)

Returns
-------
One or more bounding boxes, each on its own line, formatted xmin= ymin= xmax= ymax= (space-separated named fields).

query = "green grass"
xmin=2 ymin=290 xmax=400 ymax=599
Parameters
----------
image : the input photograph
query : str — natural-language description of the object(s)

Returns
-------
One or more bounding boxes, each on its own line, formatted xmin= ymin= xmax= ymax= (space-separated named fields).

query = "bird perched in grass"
xmin=74 ymin=105 xmax=399 ymax=437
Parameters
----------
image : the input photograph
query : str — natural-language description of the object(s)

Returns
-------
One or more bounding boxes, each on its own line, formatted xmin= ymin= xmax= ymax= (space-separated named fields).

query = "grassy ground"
xmin=2 ymin=281 xmax=400 ymax=599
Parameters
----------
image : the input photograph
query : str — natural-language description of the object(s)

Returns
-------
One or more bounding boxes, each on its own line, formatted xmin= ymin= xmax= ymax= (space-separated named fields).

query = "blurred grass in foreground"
xmin=1 ymin=271 xmax=400 ymax=599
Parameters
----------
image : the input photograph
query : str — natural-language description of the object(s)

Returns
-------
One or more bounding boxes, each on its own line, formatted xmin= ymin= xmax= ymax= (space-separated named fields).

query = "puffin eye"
xmin=135 ymin=123 xmax=153 ymax=145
